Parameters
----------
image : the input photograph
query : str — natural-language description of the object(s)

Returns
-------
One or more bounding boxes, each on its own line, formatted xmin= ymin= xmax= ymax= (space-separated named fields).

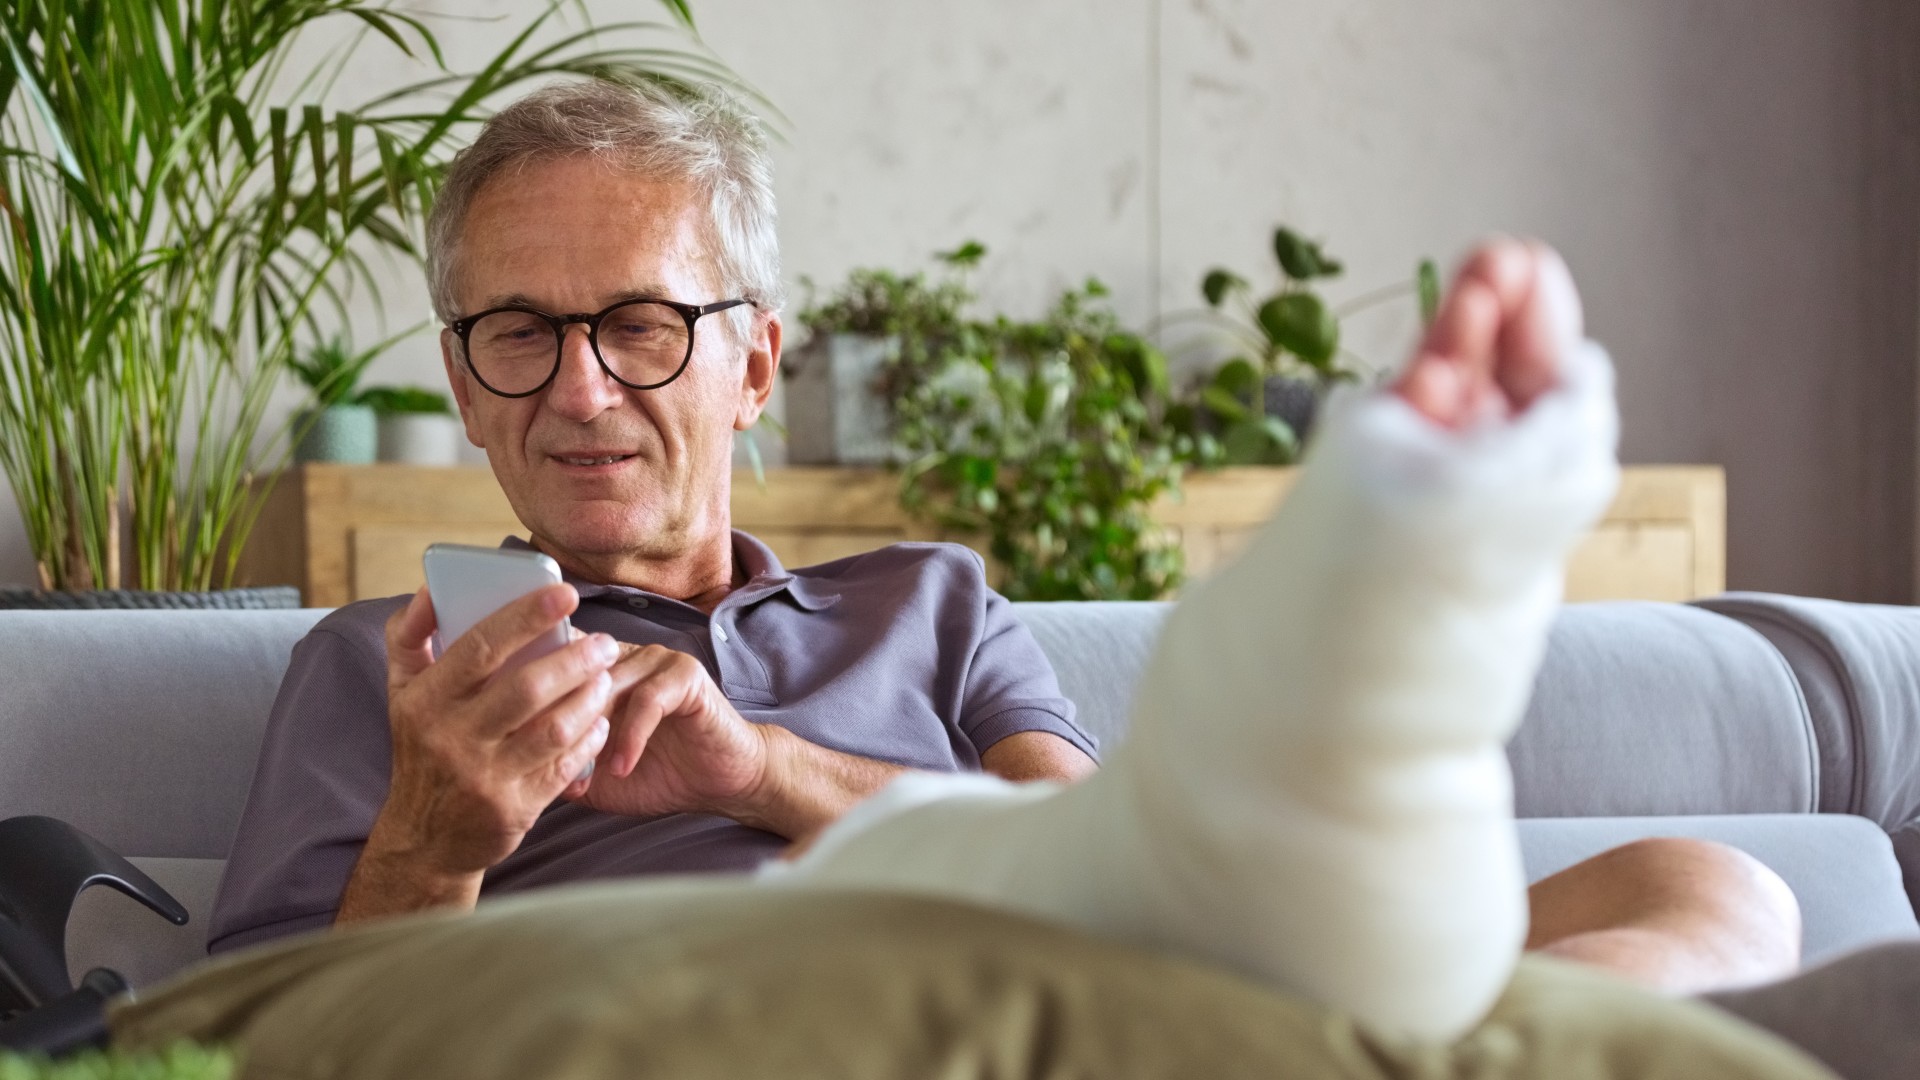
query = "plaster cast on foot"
xmin=770 ymin=339 xmax=1620 ymax=1042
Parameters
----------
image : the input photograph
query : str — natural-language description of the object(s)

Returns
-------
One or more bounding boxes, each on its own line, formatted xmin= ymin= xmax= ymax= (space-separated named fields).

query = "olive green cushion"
xmin=111 ymin=881 xmax=1837 ymax=1080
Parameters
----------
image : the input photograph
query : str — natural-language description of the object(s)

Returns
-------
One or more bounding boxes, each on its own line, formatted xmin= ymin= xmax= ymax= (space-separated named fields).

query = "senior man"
xmin=210 ymin=79 xmax=1800 ymax=1035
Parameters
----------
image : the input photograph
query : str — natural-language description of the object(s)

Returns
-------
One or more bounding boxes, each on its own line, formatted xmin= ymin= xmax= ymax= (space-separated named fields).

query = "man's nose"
xmin=545 ymin=323 xmax=625 ymax=419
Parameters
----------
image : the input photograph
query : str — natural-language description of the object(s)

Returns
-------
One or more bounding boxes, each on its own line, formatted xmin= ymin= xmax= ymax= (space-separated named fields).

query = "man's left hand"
xmin=563 ymin=643 xmax=770 ymax=821
xmin=572 ymin=641 xmax=1098 ymax=844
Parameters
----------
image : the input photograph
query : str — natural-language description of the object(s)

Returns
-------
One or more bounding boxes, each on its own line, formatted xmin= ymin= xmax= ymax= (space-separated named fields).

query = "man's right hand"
xmin=336 ymin=583 xmax=617 ymax=924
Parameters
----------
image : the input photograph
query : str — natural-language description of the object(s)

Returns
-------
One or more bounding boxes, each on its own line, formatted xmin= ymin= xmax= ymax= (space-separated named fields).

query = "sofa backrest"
xmin=0 ymin=600 xmax=1860 ymax=865
xmin=0 ymin=610 xmax=324 ymax=861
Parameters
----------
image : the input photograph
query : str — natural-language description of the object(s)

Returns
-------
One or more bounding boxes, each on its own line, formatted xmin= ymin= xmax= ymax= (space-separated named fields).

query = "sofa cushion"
xmin=110 ymin=883 xmax=1835 ymax=1080
xmin=1519 ymin=814 xmax=1919 ymax=963
xmin=1509 ymin=603 xmax=1817 ymax=817
xmin=1016 ymin=600 xmax=1822 ymax=819
xmin=1012 ymin=601 xmax=1168 ymax=751
xmin=0 ymin=610 xmax=325 ymax=859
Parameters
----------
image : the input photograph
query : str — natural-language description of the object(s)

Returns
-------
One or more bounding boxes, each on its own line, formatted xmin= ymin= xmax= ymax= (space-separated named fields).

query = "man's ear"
xmin=733 ymin=310 xmax=782 ymax=432
xmin=441 ymin=328 xmax=486 ymax=449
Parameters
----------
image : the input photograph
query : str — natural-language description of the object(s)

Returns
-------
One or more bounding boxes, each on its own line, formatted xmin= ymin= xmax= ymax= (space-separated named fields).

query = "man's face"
xmin=441 ymin=156 xmax=778 ymax=567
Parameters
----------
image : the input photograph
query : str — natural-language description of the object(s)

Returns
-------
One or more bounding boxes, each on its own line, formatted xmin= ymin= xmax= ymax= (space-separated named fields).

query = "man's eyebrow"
xmin=476 ymin=286 xmax=676 ymax=313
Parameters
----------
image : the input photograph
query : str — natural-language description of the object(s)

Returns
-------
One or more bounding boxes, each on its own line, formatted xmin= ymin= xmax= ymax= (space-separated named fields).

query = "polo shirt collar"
xmin=499 ymin=532 xmax=839 ymax=612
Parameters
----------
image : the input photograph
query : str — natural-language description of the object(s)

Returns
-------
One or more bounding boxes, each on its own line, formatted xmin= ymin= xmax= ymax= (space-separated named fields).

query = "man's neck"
xmin=531 ymin=527 xmax=744 ymax=615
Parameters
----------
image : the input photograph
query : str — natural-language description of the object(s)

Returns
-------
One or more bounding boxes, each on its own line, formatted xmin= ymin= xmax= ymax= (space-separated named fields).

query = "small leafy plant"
xmin=1170 ymin=226 xmax=1440 ymax=465
xmin=289 ymin=337 xmax=380 ymax=411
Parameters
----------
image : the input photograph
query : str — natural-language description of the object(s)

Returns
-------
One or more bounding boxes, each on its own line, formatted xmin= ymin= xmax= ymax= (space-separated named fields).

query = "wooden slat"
xmin=1565 ymin=524 xmax=1696 ymax=603
xmin=1153 ymin=467 xmax=1296 ymax=526
xmin=242 ymin=463 xmax=1727 ymax=605
xmin=731 ymin=467 xmax=905 ymax=529
xmin=351 ymin=523 xmax=525 ymax=600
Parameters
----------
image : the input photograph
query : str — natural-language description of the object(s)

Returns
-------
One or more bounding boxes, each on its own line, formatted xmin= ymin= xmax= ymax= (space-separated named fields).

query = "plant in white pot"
xmin=360 ymin=385 xmax=461 ymax=466
xmin=0 ymin=0 xmax=742 ymax=607
xmin=288 ymin=334 xmax=404 ymax=465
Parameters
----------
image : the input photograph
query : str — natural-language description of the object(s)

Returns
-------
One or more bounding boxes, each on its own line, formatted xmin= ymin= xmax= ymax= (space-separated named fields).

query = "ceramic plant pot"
xmin=377 ymin=413 xmax=462 ymax=466
xmin=1262 ymin=375 xmax=1321 ymax=445
xmin=784 ymin=333 xmax=899 ymax=465
xmin=294 ymin=405 xmax=377 ymax=464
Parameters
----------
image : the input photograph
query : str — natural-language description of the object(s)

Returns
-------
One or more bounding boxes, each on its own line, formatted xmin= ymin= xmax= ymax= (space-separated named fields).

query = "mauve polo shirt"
xmin=208 ymin=532 xmax=1096 ymax=954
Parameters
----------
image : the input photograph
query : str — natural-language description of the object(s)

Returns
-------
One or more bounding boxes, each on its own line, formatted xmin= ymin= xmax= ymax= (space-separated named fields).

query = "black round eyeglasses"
xmin=449 ymin=297 xmax=753 ymax=398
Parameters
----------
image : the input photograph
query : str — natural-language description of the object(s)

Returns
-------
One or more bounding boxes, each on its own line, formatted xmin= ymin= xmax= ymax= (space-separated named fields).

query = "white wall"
xmin=4 ymin=0 xmax=1916 ymax=600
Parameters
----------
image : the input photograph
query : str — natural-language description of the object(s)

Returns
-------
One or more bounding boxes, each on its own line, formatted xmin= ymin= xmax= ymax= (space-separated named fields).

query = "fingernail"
xmin=545 ymin=586 xmax=574 ymax=616
xmin=592 ymin=634 xmax=619 ymax=663
xmin=590 ymin=717 xmax=610 ymax=750
xmin=594 ymin=671 xmax=612 ymax=695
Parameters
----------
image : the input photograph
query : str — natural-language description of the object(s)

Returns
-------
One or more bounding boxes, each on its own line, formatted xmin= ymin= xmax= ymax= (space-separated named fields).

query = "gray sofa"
xmin=2 ymin=594 xmax=1918 ymax=997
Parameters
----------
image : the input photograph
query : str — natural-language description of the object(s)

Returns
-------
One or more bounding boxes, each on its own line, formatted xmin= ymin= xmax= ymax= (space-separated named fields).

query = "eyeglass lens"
xmin=466 ymin=301 xmax=690 ymax=395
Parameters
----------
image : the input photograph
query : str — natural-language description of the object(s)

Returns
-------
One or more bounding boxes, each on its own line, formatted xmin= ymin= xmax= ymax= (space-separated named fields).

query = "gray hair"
xmin=426 ymin=78 xmax=783 ymax=340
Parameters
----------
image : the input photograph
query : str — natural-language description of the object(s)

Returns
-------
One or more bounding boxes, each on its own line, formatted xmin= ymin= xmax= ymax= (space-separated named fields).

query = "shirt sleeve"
xmin=207 ymin=615 xmax=395 ymax=954
xmin=956 ymin=582 xmax=1100 ymax=763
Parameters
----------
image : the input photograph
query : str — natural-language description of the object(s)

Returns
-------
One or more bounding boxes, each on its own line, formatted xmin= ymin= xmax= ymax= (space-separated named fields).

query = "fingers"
xmin=604 ymin=646 xmax=690 ymax=778
xmin=1494 ymin=241 xmax=1581 ymax=410
xmin=1402 ymin=237 xmax=1584 ymax=426
xmin=1400 ymin=277 xmax=1501 ymax=426
xmin=385 ymin=588 xmax=439 ymax=690
xmin=500 ymin=666 xmax=614 ymax=776
xmin=1420 ymin=241 xmax=1527 ymax=370
xmin=479 ymin=631 xmax=623 ymax=738
xmin=437 ymin=583 xmax=579 ymax=686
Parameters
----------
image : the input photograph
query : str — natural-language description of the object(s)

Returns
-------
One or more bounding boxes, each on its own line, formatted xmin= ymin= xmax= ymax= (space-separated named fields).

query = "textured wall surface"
xmin=2 ymin=0 xmax=1916 ymax=599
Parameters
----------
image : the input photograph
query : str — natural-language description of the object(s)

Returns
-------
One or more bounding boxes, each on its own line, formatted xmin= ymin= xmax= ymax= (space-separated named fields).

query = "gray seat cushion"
xmin=1519 ymin=814 xmax=1919 ymax=963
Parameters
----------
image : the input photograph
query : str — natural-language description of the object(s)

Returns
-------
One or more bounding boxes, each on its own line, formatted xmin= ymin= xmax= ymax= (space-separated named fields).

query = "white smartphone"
xmin=423 ymin=543 xmax=593 ymax=782
xmin=422 ymin=543 xmax=571 ymax=669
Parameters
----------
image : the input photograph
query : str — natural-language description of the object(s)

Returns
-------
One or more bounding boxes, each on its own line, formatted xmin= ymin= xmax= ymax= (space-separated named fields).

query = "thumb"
xmin=385 ymin=587 xmax=438 ymax=690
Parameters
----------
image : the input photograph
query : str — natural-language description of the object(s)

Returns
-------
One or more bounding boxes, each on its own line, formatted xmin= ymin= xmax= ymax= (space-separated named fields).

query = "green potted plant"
xmin=1169 ymin=226 xmax=1439 ymax=465
xmin=0 ymin=0 xmax=743 ymax=605
xmin=288 ymin=335 xmax=395 ymax=465
xmin=789 ymin=242 xmax=983 ymax=465
xmin=806 ymin=247 xmax=1190 ymax=601
xmin=360 ymin=385 xmax=461 ymax=466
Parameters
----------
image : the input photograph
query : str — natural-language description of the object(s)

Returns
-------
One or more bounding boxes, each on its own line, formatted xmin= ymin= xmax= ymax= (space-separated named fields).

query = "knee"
xmin=1597 ymin=837 xmax=1802 ymax=973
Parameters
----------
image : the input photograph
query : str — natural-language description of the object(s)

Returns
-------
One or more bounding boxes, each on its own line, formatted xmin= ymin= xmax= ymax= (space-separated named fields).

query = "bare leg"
xmin=771 ymin=239 xmax=1620 ymax=1041
xmin=1526 ymin=838 xmax=1802 ymax=993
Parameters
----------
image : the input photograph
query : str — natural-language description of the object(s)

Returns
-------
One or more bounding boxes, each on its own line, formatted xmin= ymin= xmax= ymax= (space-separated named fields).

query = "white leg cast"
xmin=768 ymin=341 xmax=1620 ymax=1041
